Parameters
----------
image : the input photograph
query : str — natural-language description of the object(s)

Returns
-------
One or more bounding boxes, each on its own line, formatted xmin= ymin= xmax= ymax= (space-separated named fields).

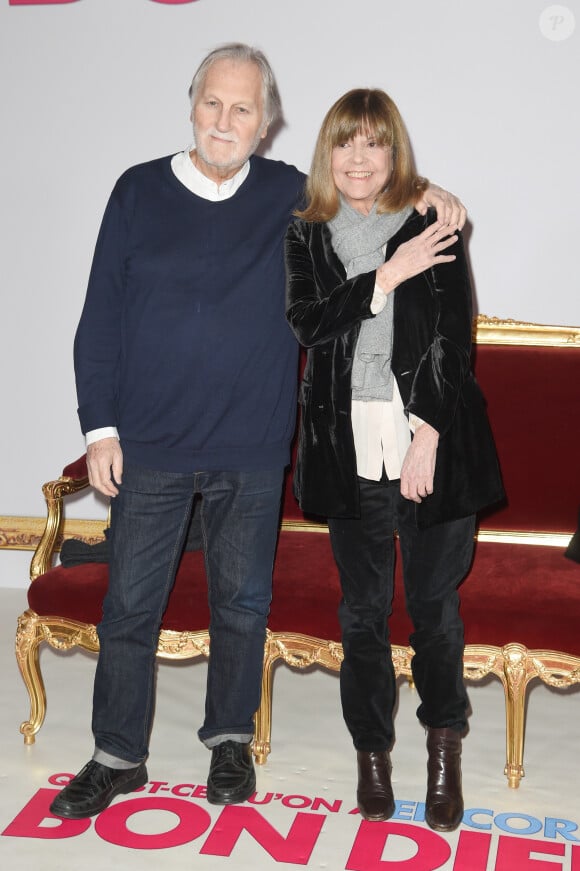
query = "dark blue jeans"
xmin=92 ymin=463 xmax=284 ymax=764
xmin=328 ymin=477 xmax=475 ymax=753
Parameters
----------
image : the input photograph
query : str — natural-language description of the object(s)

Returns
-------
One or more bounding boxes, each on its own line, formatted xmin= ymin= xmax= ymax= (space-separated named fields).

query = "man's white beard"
xmin=193 ymin=124 xmax=265 ymax=171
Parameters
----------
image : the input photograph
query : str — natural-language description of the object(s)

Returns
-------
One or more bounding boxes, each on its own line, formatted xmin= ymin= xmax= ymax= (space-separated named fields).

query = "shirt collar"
xmin=171 ymin=148 xmax=250 ymax=202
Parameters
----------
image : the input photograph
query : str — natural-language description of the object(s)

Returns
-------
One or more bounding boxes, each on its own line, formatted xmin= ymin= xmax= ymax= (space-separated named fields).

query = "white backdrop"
xmin=1 ymin=0 xmax=578 ymax=586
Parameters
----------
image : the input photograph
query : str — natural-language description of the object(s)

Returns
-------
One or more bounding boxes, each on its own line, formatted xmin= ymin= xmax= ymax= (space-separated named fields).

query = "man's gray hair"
xmin=188 ymin=42 xmax=282 ymax=127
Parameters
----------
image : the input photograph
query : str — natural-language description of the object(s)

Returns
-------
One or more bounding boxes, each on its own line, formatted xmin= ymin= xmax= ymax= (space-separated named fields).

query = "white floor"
xmin=1 ymin=586 xmax=579 ymax=870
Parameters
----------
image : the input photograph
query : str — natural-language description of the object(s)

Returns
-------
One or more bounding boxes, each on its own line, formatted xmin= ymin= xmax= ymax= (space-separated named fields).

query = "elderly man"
xmin=49 ymin=43 xmax=466 ymax=820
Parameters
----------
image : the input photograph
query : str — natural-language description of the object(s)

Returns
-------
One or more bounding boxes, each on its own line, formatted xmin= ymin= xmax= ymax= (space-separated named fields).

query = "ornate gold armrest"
xmin=29 ymin=472 xmax=90 ymax=581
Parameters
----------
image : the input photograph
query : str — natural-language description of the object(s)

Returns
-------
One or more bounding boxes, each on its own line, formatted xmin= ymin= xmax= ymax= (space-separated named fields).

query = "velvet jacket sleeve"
xmin=392 ymin=214 xmax=474 ymax=438
xmin=73 ymin=179 xmax=131 ymax=434
xmin=284 ymin=218 xmax=377 ymax=347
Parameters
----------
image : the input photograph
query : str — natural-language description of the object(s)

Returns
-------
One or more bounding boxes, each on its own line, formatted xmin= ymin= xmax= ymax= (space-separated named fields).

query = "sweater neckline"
xmin=163 ymin=153 xmax=258 ymax=204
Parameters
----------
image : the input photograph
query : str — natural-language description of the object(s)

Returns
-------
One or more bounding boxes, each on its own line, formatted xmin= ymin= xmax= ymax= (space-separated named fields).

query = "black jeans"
xmin=328 ymin=476 xmax=475 ymax=752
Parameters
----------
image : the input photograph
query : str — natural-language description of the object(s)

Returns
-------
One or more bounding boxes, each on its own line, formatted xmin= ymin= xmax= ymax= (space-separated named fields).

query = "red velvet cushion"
xmin=271 ymin=534 xmax=580 ymax=654
xmin=28 ymin=551 xmax=210 ymax=632
xmin=270 ymin=532 xmax=341 ymax=638
xmin=27 ymin=532 xmax=580 ymax=656
xmin=459 ymin=540 xmax=580 ymax=651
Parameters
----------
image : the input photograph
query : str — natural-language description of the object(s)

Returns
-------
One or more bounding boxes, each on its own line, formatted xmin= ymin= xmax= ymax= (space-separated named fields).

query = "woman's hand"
xmin=416 ymin=183 xmax=467 ymax=230
xmin=375 ymin=222 xmax=458 ymax=295
xmin=400 ymin=422 xmax=439 ymax=503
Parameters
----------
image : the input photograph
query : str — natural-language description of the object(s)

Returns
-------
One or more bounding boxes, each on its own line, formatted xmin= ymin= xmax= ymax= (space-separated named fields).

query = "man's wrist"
xmin=85 ymin=426 xmax=119 ymax=446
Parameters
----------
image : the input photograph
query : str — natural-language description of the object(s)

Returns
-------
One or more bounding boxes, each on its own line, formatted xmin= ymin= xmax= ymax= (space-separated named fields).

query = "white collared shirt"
xmin=350 ymin=287 xmax=422 ymax=481
xmin=170 ymin=147 xmax=250 ymax=200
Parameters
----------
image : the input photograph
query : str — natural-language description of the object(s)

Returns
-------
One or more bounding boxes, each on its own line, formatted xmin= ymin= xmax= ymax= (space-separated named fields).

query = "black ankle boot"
xmin=356 ymin=750 xmax=395 ymax=821
xmin=425 ymin=727 xmax=463 ymax=831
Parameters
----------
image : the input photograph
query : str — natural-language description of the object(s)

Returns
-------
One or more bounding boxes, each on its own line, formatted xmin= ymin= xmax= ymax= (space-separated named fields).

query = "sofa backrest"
xmin=282 ymin=317 xmax=580 ymax=539
xmin=475 ymin=317 xmax=580 ymax=536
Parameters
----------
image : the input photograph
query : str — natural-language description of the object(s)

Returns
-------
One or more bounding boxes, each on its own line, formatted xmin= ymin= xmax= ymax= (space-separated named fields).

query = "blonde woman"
xmin=285 ymin=89 xmax=503 ymax=830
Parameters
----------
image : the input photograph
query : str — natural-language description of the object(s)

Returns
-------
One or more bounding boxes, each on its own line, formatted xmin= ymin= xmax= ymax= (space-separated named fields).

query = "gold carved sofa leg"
xmin=254 ymin=631 xmax=277 ymax=764
xmin=16 ymin=610 xmax=100 ymax=746
xmin=501 ymin=642 xmax=532 ymax=789
xmin=15 ymin=610 xmax=47 ymax=745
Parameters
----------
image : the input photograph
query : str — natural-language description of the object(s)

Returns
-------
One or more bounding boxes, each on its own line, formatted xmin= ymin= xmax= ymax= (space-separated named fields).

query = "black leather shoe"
xmin=206 ymin=740 xmax=256 ymax=805
xmin=425 ymin=727 xmax=464 ymax=832
xmin=49 ymin=760 xmax=148 ymax=819
xmin=356 ymin=751 xmax=395 ymax=821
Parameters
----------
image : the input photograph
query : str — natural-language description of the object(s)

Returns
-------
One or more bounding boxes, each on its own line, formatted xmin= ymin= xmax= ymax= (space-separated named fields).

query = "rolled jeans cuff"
xmin=93 ymin=747 xmax=143 ymax=769
xmin=202 ymin=733 xmax=253 ymax=749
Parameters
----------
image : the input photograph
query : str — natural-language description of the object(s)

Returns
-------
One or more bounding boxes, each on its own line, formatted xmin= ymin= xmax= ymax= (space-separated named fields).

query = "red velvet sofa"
xmin=16 ymin=316 xmax=580 ymax=788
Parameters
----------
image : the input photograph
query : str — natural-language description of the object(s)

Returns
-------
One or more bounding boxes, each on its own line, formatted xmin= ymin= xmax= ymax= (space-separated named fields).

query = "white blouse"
xmin=351 ymin=286 xmax=422 ymax=481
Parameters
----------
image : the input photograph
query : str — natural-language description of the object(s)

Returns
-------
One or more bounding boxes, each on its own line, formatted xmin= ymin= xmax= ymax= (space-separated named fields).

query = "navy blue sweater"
xmin=74 ymin=154 xmax=306 ymax=472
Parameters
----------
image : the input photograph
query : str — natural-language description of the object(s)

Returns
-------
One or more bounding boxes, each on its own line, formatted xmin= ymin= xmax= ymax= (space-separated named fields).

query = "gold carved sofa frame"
xmin=15 ymin=316 xmax=580 ymax=789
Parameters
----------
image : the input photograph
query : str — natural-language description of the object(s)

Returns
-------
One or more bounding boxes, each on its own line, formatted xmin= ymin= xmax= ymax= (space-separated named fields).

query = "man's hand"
xmin=400 ymin=423 xmax=439 ymax=503
xmin=375 ymin=222 xmax=457 ymax=295
xmin=87 ymin=437 xmax=123 ymax=497
xmin=416 ymin=183 xmax=467 ymax=230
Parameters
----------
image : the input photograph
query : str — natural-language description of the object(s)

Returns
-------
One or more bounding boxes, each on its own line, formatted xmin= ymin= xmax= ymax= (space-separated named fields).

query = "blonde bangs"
xmin=327 ymin=100 xmax=396 ymax=150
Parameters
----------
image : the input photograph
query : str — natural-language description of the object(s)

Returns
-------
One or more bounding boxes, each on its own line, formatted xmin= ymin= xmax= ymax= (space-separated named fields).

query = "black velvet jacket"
xmin=285 ymin=209 xmax=504 ymax=528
